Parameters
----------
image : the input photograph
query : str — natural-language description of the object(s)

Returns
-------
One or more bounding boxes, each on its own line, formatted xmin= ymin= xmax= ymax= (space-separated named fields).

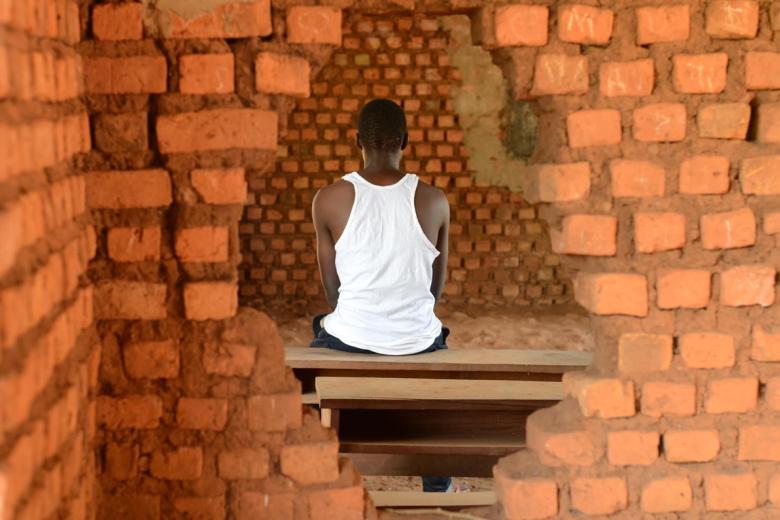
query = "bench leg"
xmin=320 ymin=408 xmax=340 ymax=432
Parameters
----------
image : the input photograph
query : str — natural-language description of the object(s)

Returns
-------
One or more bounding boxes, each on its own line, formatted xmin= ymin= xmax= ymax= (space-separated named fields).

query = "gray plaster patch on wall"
xmin=440 ymin=15 xmax=533 ymax=192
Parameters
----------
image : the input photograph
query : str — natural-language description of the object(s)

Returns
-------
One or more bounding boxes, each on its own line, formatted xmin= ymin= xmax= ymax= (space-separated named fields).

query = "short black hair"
xmin=357 ymin=98 xmax=407 ymax=151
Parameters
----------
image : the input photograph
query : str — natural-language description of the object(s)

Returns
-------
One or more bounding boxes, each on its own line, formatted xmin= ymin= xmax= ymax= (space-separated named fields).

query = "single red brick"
xmin=255 ymin=52 xmax=310 ymax=97
xmin=94 ymin=281 xmax=167 ymax=320
xmin=493 ymin=470 xmax=558 ymax=520
xmin=280 ymin=442 xmax=340 ymax=485
xmin=672 ymin=53 xmax=728 ymax=94
xmin=679 ymin=155 xmax=730 ymax=194
xmin=771 ymin=473 xmax=780 ymax=505
xmin=636 ymin=5 xmax=690 ymax=44
xmin=633 ymin=103 xmax=686 ymax=142
xmin=183 ymin=282 xmax=238 ymax=321
xmin=247 ymin=393 xmax=302 ymax=432
xmin=179 ymin=53 xmax=234 ymax=94
xmin=767 ymin=378 xmax=780 ymax=411
xmin=105 ymin=442 xmax=139 ymax=480
xmin=640 ymin=477 xmax=693 ymax=513
xmin=526 ymin=421 xmax=597 ymax=467
xmin=607 ymin=430 xmax=659 ymax=466
xmin=175 ymin=226 xmax=229 ymax=263
xmin=765 ymin=212 xmax=780 ymax=234
xmin=679 ymin=332 xmax=735 ymax=368
xmin=286 ymin=6 xmax=342 ymax=45
xmin=599 ymin=58 xmax=654 ymax=97
xmin=557 ymin=5 xmax=613 ymax=45
xmin=92 ymin=3 xmax=143 ymax=40
xmin=176 ymin=398 xmax=228 ymax=431
xmin=634 ymin=212 xmax=685 ymax=253
xmin=83 ymin=56 xmax=167 ymax=94
xmin=657 ymin=269 xmax=711 ymax=309
xmin=191 ymin=168 xmax=247 ymax=205
xmin=610 ymin=159 xmax=665 ymax=198
xmin=739 ymin=425 xmax=780 ymax=461
xmin=705 ymin=472 xmax=758 ymax=511
xmin=705 ymin=0 xmax=759 ymax=39
xmin=751 ymin=325 xmax=780 ymax=361
xmin=307 ymin=487 xmax=364 ymax=520
xmin=618 ymin=333 xmax=673 ymax=373
xmin=701 ymin=207 xmax=756 ymax=250
xmin=86 ymin=169 xmax=172 ymax=209
xmin=217 ymin=448 xmax=269 ymax=480
xmin=566 ymin=109 xmax=621 ymax=148
xmin=756 ymin=102 xmax=780 ymax=144
xmin=564 ymin=372 xmax=636 ymax=418
xmin=641 ymin=381 xmax=696 ymax=417
xmin=697 ymin=103 xmax=751 ymax=139
xmin=123 ymin=340 xmax=179 ymax=379
xmin=161 ymin=1 xmax=272 ymax=39
xmin=705 ymin=377 xmax=758 ymax=413
xmin=525 ymin=162 xmax=591 ymax=203
xmin=740 ymin=155 xmax=780 ymax=195
xmin=550 ymin=214 xmax=617 ymax=256
xmin=97 ymin=395 xmax=163 ymax=429
xmin=156 ymin=109 xmax=278 ymax=154
xmin=745 ymin=52 xmax=780 ymax=90
xmin=664 ymin=430 xmax=720 ymax=462
xmin=532 ymin=54 xmax=589 ymax=96
xmin=720 ymin=265 xmax=776 ymax=307
xmin=173 ymin=497 xmax=225 ymax=520
xmin=494 ymin=4 xmax=549 ymax=46
xmin=107 ymin=227 xmax=161 ymax=263
xmin=150 ymin=447 xmax=203 ymax=480
xmin=575 ymin=273 xmax=648 ymax=317
xmin=570 ymin=477 xmax=627 ymax=515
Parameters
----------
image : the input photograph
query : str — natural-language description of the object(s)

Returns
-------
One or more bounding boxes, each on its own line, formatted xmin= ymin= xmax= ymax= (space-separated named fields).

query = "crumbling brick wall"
xmin=239 ymin=10 xmax=573 ymax=313
xmin=78 ymin=1 xmax=369 ymax=518
xmin=487 ymin=2 xmax=780 ymax=518
xmin=0 ymin=1 xmax=98 ymax=519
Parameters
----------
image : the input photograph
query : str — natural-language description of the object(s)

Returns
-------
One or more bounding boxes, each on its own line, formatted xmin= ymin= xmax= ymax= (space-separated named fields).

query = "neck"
xmin=362 ymin=150 xmax=401 ymax=173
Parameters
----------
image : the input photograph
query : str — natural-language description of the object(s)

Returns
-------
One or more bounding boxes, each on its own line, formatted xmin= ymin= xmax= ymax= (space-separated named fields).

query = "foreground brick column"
xmin=80 ymin=1 xmax=372 ymax=518
xmin=0 ymin=1 xmax=97 ymax=518
xmin=489 ymin=1 xmax=780 ymax=518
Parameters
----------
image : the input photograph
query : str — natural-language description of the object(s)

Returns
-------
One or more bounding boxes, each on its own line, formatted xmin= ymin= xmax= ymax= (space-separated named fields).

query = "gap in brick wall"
xmin=237 ymin=11 xmax=587 ymax=352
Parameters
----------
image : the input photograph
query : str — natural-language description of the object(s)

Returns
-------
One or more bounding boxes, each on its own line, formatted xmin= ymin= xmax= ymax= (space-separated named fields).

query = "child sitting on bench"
xmin=309 ymin=98 xmax=456 ymax=493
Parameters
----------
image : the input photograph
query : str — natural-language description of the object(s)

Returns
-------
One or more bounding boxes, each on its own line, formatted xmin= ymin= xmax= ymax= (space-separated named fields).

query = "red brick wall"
xmin=0 ymin=1 xmax=98 ymax=518
xmin=79 ymin=2 xmax=368 ymax=518
xmin=239 ymin=10 xmax=573 ymax=314
xmin=488 ymin=1 xmax=780 ymax=518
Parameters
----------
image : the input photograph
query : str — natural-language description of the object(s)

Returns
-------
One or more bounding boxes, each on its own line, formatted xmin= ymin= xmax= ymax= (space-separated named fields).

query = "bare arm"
xmin=312 ymin=190 xmax=341 ymax=310
xmin=430 ymin=193 xmax=450 ymax=302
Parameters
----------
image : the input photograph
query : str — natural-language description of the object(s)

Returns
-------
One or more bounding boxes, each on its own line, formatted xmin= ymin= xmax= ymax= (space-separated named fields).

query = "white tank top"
xmin=322 ymin=171 xmax=443 ymax=355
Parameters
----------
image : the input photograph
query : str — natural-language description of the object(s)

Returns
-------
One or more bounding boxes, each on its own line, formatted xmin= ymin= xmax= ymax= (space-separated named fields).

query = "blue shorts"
xmin=309 ymin=312 xmax=449 ymax=354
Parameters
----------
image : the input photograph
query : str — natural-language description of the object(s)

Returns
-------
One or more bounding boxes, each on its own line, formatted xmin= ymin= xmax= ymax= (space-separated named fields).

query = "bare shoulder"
xmin=313 ymin=179 xmax=355 ymax=210
xmin=415 ymin=177 xmax=449 ymax=211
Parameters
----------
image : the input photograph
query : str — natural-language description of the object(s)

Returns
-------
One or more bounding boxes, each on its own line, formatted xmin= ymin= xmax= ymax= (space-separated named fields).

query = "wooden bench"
xmin=316 ymin=376 xmax=563 ymax=477
xmin=286 ymin=346 xmax=591 ymax=395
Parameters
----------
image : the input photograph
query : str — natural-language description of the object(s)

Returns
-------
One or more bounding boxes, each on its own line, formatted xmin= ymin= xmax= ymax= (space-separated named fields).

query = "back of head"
xmin=357 ymin=98 xmax=407 ymax=152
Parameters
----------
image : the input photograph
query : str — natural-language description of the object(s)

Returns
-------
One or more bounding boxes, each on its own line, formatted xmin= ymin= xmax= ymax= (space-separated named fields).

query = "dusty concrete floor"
xmin=275 ymin=303 xmax=593 ymax=351
xmin=274 ymin=303 xmax=592 ymax=493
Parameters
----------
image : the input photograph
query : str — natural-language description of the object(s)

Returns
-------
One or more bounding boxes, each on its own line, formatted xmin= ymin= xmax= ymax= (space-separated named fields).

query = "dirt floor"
xmin=275 ymin=303 xmax=593 ymax=493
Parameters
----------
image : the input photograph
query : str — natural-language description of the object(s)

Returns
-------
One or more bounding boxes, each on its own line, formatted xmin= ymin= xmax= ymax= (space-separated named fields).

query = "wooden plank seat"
xmin=369 ymin=490 xmax=496 ymax=509
xmin=316 ymin=377 xmax=562 ymax=477
xmin=286 ymin=346 xmax=591 ymax=392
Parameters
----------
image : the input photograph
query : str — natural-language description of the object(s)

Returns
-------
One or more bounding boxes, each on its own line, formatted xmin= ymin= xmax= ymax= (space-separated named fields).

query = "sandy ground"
xmin=276 ymin=303 xmax=593 ymax=493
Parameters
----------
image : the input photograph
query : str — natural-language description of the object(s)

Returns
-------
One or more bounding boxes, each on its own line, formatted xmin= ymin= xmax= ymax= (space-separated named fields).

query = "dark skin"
xmin=312 ymin=131 xmax=450 ymax=310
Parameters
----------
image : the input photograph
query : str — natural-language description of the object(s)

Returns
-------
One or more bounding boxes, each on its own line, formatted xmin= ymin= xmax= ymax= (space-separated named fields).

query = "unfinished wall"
xmin=0 ymin=1 xmax=98 ymax=519
xmin=79 ymin=1 xmax=369 ymax=518
xmin=487 ymin=1 xmax=780 ymax=518
xmin=238 ymin=10 xmax=572 ymax=313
